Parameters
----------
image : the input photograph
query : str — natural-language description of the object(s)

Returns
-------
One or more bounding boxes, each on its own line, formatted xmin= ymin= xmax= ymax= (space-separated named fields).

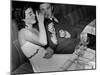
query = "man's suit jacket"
xmin=44 ymin=15 xmax=80 ymax=54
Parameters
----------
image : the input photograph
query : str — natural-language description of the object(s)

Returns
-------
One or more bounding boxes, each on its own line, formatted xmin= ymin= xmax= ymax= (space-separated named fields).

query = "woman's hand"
xmin=43 ymin=47 xmax=54 ymax=59
xmin=36 ymin=11 xmax=44 ymax=23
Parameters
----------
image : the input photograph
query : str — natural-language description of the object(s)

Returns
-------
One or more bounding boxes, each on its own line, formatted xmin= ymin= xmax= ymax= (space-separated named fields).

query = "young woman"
xmin=16 ymin=7 xmax=47 ymax=58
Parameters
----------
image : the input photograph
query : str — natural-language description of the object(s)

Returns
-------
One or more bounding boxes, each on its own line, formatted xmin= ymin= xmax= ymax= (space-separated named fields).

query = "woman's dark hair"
xmin=14 ymin=5 xmax=38 ymax=30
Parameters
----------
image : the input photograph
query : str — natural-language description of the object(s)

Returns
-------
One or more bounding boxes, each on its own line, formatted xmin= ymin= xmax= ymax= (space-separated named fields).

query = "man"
xmin=39 ymin=3 xmax=80 ymax=57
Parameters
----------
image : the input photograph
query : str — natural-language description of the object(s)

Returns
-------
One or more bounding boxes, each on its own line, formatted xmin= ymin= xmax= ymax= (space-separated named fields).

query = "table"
xmin=31 ymin=54 xmax=72 ymax=72
xmin=30 ymin=19 xmax=96 ymax=72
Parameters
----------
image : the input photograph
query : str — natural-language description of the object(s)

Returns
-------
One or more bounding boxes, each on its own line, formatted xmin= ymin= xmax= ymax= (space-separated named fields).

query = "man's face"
xmin=40 ymin=3 xmax=53 ymax=19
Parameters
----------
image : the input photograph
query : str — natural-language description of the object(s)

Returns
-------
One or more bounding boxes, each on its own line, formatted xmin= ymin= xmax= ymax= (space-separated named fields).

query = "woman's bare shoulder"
xmin=18 ymin=28 xmax=32 ymax=39
xmin=18 ymin=28 xmax=26 ymax=36
xmin=19 ymin=28 xmax=38 ymax=39
xmin=19 ymin=28 xmax=31 ymax=36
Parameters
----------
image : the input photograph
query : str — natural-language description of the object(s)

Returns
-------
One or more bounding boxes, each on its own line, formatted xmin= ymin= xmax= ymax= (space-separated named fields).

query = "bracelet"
xmin=28 ymin=49 xmax=39 ymax=59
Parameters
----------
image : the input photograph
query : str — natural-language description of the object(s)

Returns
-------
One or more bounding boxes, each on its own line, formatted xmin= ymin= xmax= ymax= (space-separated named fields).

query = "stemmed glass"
xmin=75 ymin=32 xmax=89 ymax=57
xmin=74 ymin=32 xmax=90 ymax=69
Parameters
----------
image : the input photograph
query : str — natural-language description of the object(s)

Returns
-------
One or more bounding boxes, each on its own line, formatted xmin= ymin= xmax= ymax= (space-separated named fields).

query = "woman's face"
xmin=24 ymin=8 xmax=36 ymax=24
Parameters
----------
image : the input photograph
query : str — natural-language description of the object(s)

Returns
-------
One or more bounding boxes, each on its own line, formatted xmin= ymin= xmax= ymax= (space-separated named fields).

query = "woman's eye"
xmin=29 ymin=13 xmax=32 ymax=16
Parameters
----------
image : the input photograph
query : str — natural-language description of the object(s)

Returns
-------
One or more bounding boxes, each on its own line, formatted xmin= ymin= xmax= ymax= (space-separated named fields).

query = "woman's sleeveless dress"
xmin=21 ymin=41 xmax=72 ymax=72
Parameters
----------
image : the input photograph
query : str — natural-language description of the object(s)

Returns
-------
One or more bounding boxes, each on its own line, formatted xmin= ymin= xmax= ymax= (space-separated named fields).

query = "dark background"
xmin=11 ymin=1 xmax=96 ymax=19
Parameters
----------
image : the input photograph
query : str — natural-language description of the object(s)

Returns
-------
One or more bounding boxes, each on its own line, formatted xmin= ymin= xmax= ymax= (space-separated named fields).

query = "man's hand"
xmin=43 ymin=47 xmax=54 ymax=59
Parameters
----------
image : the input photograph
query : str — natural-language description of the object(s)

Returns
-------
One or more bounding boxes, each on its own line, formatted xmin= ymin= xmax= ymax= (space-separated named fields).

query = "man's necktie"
xmin=47 ymin=18 xmax=58 ymax=45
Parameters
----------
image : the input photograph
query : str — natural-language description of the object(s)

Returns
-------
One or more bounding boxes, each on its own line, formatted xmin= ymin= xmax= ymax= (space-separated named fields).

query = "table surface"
xmin=30 ymin=19 xmax=96 ymax=72
xmin=31 ymin=54 xmax=72 ymax=72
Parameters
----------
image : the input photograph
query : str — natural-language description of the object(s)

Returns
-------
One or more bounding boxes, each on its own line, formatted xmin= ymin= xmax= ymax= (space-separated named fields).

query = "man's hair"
xmin=39 ymin=2 xmax=54 ymax=8
xmin=39 ymin=2 xmax=54 ymax=13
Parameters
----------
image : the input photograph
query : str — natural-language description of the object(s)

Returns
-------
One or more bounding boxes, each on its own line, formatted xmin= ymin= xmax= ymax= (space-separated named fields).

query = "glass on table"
xmin=74 ymin=32 xmax=90 ymax=57
xmin=80 ymin=32 xmax=89 ymax=46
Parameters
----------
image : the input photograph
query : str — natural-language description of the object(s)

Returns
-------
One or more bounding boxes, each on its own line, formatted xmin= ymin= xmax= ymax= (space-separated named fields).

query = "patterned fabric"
xmin=44 ymin=18 xmax=58 ymax=49
xmin=48 ymin=22 xmax=58 ymax=44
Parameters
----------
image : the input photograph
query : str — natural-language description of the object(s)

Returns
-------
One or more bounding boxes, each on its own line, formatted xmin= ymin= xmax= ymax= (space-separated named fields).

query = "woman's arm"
xmin=20 ymin=11 xmax=47 ymax=46
xmin=38 ymin=22 xmax=47 ymax=45
xmin=36 ymin=11 xmax=47 ymax=46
